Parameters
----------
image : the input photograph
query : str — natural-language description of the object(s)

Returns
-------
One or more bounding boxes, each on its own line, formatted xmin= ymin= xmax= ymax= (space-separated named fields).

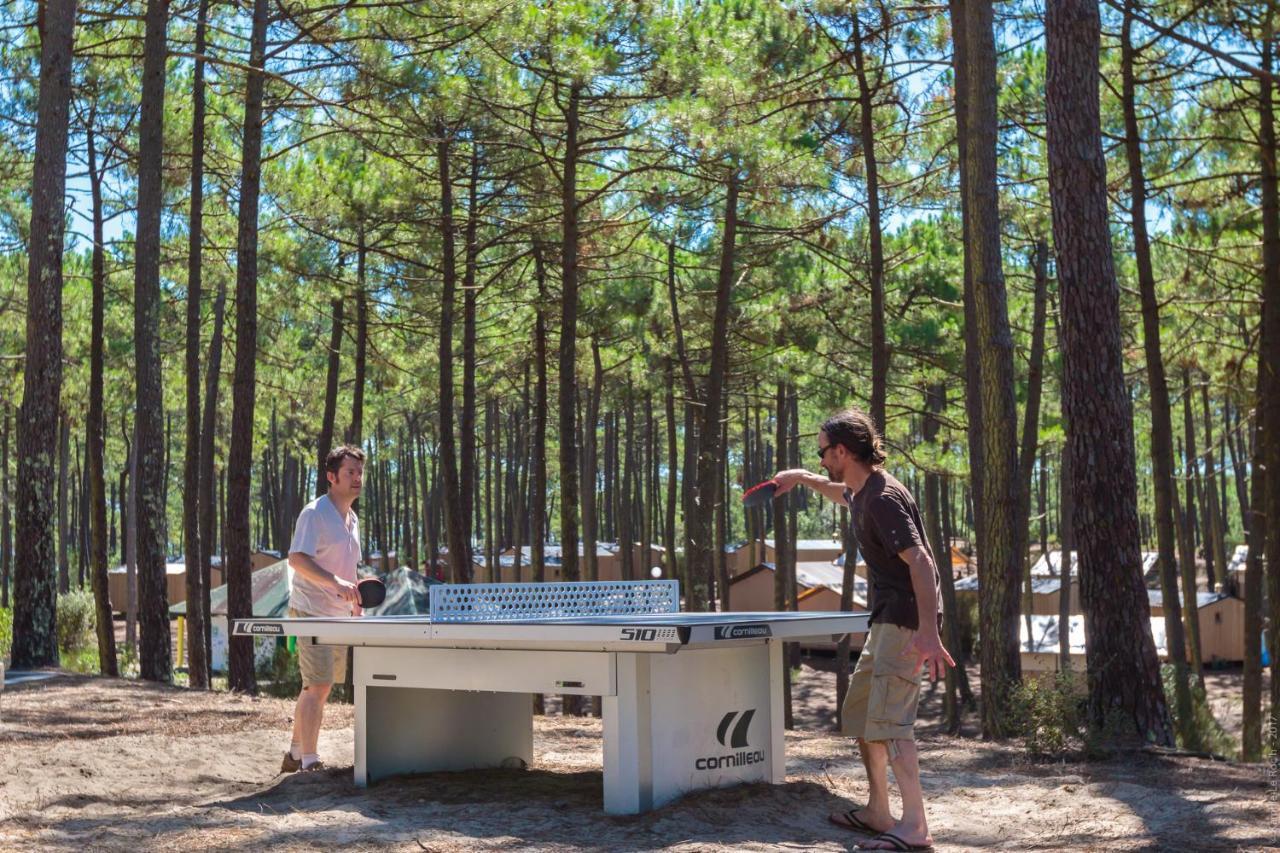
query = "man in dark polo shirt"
xmin=775 ymin=407 xmax=952 ymax=852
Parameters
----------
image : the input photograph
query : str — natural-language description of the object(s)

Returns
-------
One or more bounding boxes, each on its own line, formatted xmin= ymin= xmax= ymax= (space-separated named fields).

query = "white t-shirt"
xmin=288 ymin=494 xmax=361 ymax=617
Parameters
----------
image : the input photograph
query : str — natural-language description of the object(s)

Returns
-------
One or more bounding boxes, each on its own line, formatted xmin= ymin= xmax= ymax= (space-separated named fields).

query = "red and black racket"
xmin=741 ymin=479 xmax=779 ymax=508
xmin=357 ymin=577 xmax=387 ymax=608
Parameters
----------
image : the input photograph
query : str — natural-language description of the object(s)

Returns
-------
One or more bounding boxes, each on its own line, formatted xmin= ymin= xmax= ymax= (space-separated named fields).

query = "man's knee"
xmin=300 ymin=682 xmax=333 ymax=701
xmin=859 ymin=736 xmax=912 ymax=762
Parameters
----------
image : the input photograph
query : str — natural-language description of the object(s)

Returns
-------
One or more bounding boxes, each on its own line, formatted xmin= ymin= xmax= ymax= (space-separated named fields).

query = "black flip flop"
xmin=828 ymin=809 xmax=878 ymax=834
xmin=858 ymin=831 xmax=934 ymax=852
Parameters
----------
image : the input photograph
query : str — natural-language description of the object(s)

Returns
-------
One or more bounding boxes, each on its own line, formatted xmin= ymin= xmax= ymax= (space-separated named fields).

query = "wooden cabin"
xmin=108 ymin=561 xmax=226 ymax=614
xmin=1021 ymin=614 xmax=1169 ymax=679
xmin=727 ymin=560 xmax=868 ymax=651
xmin=762 ymin=538 xmax=844 ymax=564
xmin=954 ymin=574 xmax=1082 ymax=615
xmin=1149 ymin=589 xmax=1246 ymax=663
xmin=724 ymin=542 xmax=760 ymax=576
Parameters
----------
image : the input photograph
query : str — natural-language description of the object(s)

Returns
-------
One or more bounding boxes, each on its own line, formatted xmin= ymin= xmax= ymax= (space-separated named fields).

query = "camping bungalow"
xmin=108 ymin=560 xmax=227 ymax=614
xmin=762 ymin=538 xmax=844 ymax=564
xmin=487 ymin=543 xmax=625 ymax=583
xmin=1148 ymin=589 xmax=1246 ymax=663
xmin=1029 ymin=550 xmax=1159 ymax=580
xmin=1021 ymin=613 xmax=1172 ymax=677
xmin=727 ymin=561 xmax=868 ymax=651
xmin=954 ymin=574 xmax=1082 ymax=615
xmin=724 ymin=542 xmax=759 ymax=576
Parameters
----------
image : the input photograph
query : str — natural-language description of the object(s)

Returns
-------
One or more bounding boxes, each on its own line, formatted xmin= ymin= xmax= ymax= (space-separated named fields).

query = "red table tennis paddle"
xmin=357 ymin=577 xmax=387 ymax=608
xmin=742 ymin=479 xmax=779 ymax=508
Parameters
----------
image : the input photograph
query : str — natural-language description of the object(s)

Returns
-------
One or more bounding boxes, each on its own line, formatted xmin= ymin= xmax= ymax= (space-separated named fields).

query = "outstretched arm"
xmin=772 ymin=468 xmax=848 ymax=504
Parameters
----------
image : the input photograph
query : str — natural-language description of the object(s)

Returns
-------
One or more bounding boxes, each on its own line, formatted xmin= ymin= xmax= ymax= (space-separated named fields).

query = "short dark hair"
xmin=324 ymin=444 xmax=366 ymax=475
xmin=821 ymin=408 xmax=886 ymax=466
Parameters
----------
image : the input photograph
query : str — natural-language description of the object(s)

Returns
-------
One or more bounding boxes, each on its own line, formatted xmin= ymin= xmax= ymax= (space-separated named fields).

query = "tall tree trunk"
xmin=773 ymin=383 xmax=792 ymax=728
xmin=850 ymin=14 xmax=887 ymax=431
xmin=461 ymin=148 xmax=480 ymax=547
xmin=134 ymin=0 xmax=174 ymax=683
xmin=199 ymin=268 xmax=226 ymax=670
xmin=1200 ymin=382 xmax=1228 ymax=593
xmin=619 ymin=394 xmax=634 ymax=582
xmin=483 ymin=406 xmax=493 ymax=580
xmin=1018 ymin=242 xmax=1048 ymax=645
xmin=1058 ymin=441 xmax=1074 ymax=670
xmin=181 ymin=0 xmax=210 ymax=688
xmin=347 ymin=228 xmax=368 ymax=446
xmin=317 ymin=298 xmax=343 ymax=492
xmin=58 ymin=415 xmax=69 ymax=594
xmin=124 ymin=422 xmax=137 ymax=653
xmin=949 ymin=0 xmax=982 ymax=644
xmin=531 ymin=248 xmax=549 ymax=582
xmin=1179 ymin=381 xmax=1205 ymax=676
xmin=690 ymin=173 xmax=739 ymax=611
xmin=1258 ymin=8 xmax=1280 ymax=755
xmin=1 ymin=411 xmax=10 ymax=610
xmin=436 ymin=133 xmax=471 ymax=581
xmin=1242 ymin=381 xmax=1264 ymax=761
xmin=925 ymin=384 xmax=967 ymax=732
xmin=1121 ymin=0 xmax=1192 ymax=743
xmin=583 ymin=339 xmax=603 ymax=581
xmin=227 ymin=0 xmax=270 ymax=693
xmin=1046 ymin=0 xmax=1173 ymax=745
xmin=664 ymin=361 xmax=679 ymax=580
xmin=12 ymin=0 xmax=77 ymax=670
xmin=558 ymin=84 xmax=583 ymax=582
xmin=957 ymin=0 xmax=1025 ymax=738
xmin=716 ymin=400 xmax=730 ymax=608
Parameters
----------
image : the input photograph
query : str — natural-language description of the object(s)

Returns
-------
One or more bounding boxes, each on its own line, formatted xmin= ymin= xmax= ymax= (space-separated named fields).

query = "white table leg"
xmin=602 ymin=652 xmax=653 ymax=814
xmin=768 ymin=639 xmax=786 ymax=783
xmin=354 ymin=679 xmax=369 ymax=786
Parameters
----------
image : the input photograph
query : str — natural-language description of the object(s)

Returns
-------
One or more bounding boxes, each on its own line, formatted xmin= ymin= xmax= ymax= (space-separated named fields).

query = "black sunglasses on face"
xmin=817 ymin=444 xmax=833 ymax=459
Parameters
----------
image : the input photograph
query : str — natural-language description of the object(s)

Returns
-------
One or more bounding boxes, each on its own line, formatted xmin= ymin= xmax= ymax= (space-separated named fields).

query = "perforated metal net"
xmin=429 ymin=580 xmax=680 ymax=623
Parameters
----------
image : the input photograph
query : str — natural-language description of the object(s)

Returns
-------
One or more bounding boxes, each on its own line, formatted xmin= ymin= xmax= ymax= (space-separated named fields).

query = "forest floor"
xmin=0 ymin=662 xmax=1275 ymax=852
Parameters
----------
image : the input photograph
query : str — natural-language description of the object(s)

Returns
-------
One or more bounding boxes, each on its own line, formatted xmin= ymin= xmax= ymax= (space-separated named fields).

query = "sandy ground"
xmin=1 ymin=664 xmax=1276 ymax=852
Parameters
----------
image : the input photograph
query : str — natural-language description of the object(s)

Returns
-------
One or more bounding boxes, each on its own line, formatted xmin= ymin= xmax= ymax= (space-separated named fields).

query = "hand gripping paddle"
xmin=357 ymin=577 xmax=387 ymax=608
xmin=741 ymin=479 xmax=779 ymax=509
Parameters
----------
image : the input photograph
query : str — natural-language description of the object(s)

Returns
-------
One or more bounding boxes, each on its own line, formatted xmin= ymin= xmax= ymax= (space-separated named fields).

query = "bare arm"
xmin=900 ymin=544 xmax=954 ymax=681
xmin=772 ymin=468 xmax=848 ymax=504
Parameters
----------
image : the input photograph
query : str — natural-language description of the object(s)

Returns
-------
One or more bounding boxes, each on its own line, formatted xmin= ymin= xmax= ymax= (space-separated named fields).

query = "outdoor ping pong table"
xmin=233 ymin=580 xmax=870 ymax=814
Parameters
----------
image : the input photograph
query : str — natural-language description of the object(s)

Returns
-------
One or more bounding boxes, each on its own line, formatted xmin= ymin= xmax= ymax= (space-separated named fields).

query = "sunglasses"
xmin=817 ymin=443 xmax=833 ymax=460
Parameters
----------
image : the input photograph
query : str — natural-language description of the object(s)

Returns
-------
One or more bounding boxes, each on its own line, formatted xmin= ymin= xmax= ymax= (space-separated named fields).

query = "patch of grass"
xmin=61 ymin=644 xmax=102 ymax=674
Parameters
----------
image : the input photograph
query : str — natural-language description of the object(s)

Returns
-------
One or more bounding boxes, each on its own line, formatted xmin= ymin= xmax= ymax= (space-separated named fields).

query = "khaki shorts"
xmin=289 ymin=607 xmax=349 ymax=687
xmin=840 ymin=622 xmax=923 ymax=744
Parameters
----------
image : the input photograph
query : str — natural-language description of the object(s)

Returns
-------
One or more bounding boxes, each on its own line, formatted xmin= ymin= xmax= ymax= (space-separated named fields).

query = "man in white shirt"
xmin=281 ymin=445 xmax=365 ymax=772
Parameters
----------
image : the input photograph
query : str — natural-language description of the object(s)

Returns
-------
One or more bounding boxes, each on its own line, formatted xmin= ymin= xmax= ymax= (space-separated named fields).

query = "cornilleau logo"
xmin=696 ymin=709 xmax=765 ymax=770
xmin=717 ymin=709 xmax=755 ymax=748
xmin=244 ymin=622 xmax=283 ymax=635
xmin=713 ymin=623 xmax=772 ymax=640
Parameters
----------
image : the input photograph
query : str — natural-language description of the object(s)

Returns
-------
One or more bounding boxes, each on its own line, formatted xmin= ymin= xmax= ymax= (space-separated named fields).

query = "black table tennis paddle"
xmin=742 ymin=479 xmax=779 ymax=508
xmin=357 ymin=577 xmax=387 ymax=608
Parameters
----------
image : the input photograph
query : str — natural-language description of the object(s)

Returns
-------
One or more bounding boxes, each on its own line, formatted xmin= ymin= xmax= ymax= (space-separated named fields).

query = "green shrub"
xmin=1009 ymin=671 xmax=1083 ymax=757
xmin=56 ymin=589 xmax=97 ymax=653
xmin=261 ymin=642 xmax=302 ymax=699
xmin=1161 ymin=663 xmax=1236 ymax=757
xmin=0 ymin=606 xmax=11 ymax=663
